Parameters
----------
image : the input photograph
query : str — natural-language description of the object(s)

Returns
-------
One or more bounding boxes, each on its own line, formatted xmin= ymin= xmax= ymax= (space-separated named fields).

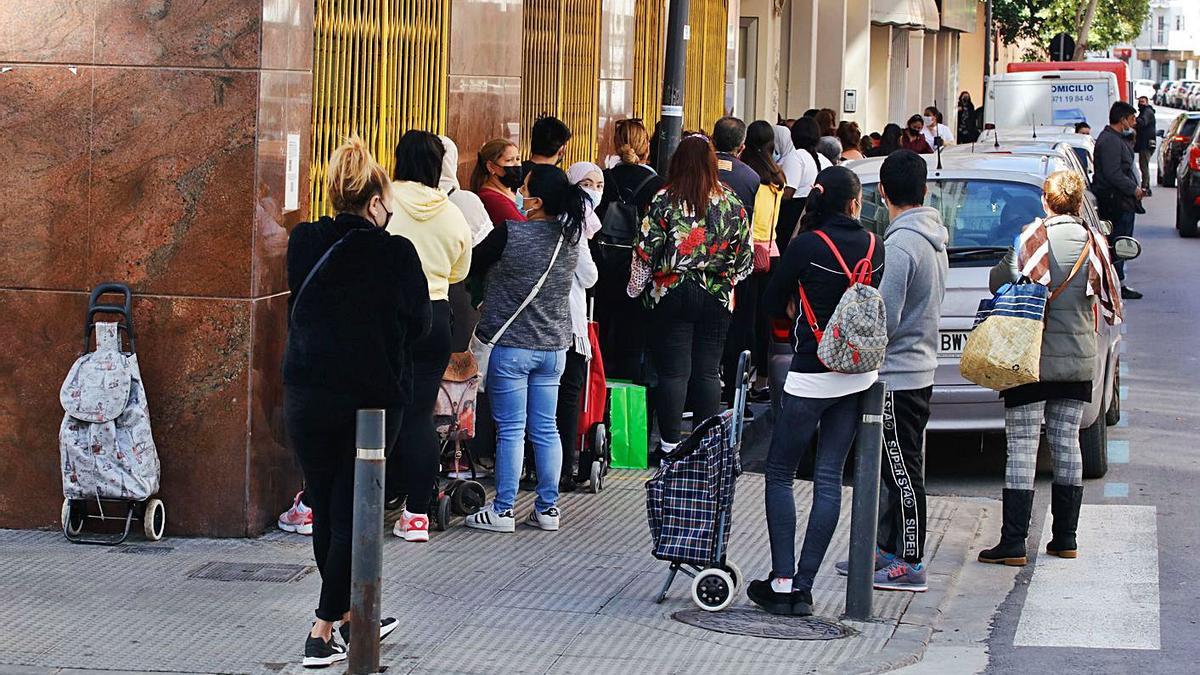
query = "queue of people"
xmin=280 ymin=99 xmax=1121 ymax=663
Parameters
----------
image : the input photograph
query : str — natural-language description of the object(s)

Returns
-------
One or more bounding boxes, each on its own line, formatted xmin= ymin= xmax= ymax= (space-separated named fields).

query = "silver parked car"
xmin=843 ymin=153 xmax=1125 ymax=478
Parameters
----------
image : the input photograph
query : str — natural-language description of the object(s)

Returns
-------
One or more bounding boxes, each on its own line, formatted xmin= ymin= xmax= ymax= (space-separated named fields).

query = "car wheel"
xmin=1081 ymin=412 xmax=1109 ymax=479
xmin=1106 ymin=363 xmax=1121 ymax=427
xmin=1180 ymin=200 xmax=1199 ymax=238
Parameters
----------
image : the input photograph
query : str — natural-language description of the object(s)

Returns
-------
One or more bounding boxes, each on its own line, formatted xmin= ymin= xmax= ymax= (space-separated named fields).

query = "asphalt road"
xmin=923 ymin=107 xmax=1200 ymax=673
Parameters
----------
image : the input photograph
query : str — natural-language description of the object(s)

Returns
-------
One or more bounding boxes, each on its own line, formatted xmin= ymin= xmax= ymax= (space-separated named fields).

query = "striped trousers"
xmin=1004 ymin=399 xmax=1086 ymax=491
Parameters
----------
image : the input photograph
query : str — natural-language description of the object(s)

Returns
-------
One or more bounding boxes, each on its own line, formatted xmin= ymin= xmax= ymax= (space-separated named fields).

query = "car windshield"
xmin=860 ymin=179 xmax=1046 ymax=266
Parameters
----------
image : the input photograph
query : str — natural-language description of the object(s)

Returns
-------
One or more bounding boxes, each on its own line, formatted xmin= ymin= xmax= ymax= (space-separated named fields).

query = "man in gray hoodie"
xmin=867 ymin=149 xmax=948 ymax=592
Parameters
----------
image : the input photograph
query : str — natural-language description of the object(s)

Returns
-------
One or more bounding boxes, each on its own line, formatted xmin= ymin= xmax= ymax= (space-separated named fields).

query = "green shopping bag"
xmin=607 ymin=380 xmax=648 ymax=470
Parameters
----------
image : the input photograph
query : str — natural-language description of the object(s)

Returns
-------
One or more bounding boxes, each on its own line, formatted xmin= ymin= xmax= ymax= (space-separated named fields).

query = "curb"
xmin=834 ymin=498 xmax=988 ymax=675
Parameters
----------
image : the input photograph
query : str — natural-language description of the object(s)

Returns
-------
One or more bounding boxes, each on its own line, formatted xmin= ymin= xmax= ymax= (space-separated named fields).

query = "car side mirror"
xmin=1099 ymin=219 xmax=1113 ymax=236
xmin=1157 ymin=129 xmax=1166 ymax=138
xmin=1112 ymin=236 xmax=1142 ymax=261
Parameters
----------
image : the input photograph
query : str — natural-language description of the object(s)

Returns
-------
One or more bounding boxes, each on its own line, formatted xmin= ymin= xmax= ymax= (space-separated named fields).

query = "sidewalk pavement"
xmin=2 ymin=472 xmax=984 ymax=675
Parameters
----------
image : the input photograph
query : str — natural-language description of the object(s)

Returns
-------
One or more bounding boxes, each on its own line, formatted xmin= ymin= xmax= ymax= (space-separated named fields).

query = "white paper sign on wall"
xmin=285 ymin=133 xmax=301 ymax=213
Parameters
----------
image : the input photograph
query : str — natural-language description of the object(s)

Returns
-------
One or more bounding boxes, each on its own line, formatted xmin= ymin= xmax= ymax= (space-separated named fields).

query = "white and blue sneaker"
xmin=872 ymin=560 xmax=928 ymax=592
xmin=464 ymin=502 xmax=515 ymax=533
xmin=525 ymin=506 xmax=560 ymax=531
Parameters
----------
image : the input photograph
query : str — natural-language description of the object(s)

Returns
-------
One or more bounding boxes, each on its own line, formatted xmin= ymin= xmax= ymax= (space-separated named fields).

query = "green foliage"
xmin=992 ymin=0 xmax=1151 ymax=58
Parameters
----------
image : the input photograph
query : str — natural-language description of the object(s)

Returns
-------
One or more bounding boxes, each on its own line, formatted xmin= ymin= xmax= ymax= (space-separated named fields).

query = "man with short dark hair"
xmin=835 ymin=149 xmax=947 ymax=592
xmin=525 ymin=116 xmax=572 ymax=172
xmin=1094 ymin=101 xmax=1145 ymax=300
xmin=1134 ymin=95 xmax=1156 ymax=196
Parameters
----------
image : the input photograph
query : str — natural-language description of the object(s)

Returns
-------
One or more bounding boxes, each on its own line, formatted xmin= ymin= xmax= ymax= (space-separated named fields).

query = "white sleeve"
xmin=782 ymin=154 xmax=804 ymax=190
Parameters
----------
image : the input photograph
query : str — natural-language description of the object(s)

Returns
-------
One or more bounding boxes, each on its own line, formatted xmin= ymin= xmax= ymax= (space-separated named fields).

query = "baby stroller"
xmin=645 ymin=350 xmax=750 ymax=612
xmin=430 ymin=352 xmax=487 ymax=531
xmin=575 ymin=305 xmax=612 ymax=493
xmin=59 ymin=283 xmax=164 ymax=545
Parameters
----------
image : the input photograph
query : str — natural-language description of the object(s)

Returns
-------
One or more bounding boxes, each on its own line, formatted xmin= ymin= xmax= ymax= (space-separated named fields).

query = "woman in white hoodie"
xmin=385 ymin=130 xmax=473 ymax=543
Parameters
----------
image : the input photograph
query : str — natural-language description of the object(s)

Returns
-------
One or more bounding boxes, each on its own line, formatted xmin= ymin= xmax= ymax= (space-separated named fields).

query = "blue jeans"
xmin=488 ymin=345 xmax=567 ymax=513
xmin=764 ymin=392 xmax=861 ymax=590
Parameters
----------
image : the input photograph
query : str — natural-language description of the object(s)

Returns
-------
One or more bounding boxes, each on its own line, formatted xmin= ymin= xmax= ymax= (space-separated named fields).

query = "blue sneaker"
xmin=872 ymin=560 xmax=928 ymax=592
xmin=835 ymin=548 xmax=895 ymax=576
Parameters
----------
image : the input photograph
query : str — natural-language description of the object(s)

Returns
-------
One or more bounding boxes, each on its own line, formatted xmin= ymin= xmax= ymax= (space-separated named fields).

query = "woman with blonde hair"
xmin=284 ymin=136 xmax=430 ymax=666
xmin=979 ymin=170 xmax=1122 ymax=567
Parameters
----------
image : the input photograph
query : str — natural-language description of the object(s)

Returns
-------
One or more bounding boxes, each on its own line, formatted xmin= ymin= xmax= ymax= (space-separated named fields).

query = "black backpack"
xmin=595 ymin=168 xmax=657 ymax=264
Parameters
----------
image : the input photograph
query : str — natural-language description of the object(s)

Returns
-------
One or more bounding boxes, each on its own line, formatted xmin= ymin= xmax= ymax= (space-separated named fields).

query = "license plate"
xmin=939 ymin=331 xmax=971 ymax=356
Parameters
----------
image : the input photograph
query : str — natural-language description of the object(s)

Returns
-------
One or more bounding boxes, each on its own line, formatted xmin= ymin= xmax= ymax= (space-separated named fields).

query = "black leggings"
xmin=286 ymin=386 xmax=401 ymax=622
xmin=387 ymin=300 xmax=452 ymax=513
xmin=556 ymin=348 xmax=588 ymax=481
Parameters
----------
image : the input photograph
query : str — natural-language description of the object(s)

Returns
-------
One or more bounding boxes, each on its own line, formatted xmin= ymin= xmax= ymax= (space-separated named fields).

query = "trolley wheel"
xmin=691 ymin=568 xmax=735 ymax=612
xmin=61 ymin=498 xmax=83 ymax=537
xmin=722 ymin=560 xmax=744 ymax=591
xmin=594 ymin=423 xmax=609 ymax=464
xmin=435 ymin=495 xmax=452 ymax=532
xmin=452 ymin=480 xmax=486 ymax=515
xmin=589 ymin=460 xmax=603 ymax=494
xmin=142 ymin=498 xmax=165 ymax=541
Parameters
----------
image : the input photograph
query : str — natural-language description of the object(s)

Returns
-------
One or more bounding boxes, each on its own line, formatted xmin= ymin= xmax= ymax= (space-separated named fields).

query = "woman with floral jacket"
xmin=627 ymin=134 xmax=753 ymax=454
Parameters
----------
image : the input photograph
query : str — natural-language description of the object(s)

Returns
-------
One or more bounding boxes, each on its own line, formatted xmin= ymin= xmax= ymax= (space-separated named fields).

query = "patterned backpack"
xmin=796 ymin=230 xmax=887 ymax=374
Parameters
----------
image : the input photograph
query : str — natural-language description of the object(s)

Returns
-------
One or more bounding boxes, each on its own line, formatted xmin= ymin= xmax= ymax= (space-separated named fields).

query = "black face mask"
xmin=499 ymin=164 xmax=524 ymax=190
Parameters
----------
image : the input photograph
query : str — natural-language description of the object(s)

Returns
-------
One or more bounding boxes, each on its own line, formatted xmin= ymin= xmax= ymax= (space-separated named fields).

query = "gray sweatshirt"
xmin=878 ymin=206 xmax=949 ymax=390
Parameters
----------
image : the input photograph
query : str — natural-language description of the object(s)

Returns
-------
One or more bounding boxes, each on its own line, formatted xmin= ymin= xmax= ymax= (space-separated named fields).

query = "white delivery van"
xmin=985 ymin=71 xmax=1120 ymax=137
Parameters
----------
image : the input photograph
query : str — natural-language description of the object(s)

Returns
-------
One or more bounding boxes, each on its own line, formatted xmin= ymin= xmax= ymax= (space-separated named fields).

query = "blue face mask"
xmin=1121 ymin=127 xmax=1135 ymax=137
xmin=772 ymin=149 xmax=782 ymax=162
xmin=515 ymin=190 xmax=526 ymax=215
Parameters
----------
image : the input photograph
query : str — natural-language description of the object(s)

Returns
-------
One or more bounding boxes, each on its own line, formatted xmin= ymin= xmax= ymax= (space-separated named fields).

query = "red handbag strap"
xmin=796 ymin=229 xmax=877 ymax=340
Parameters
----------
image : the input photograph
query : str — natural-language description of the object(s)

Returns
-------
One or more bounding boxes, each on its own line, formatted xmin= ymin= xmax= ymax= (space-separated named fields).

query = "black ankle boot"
xmin=1045 ymin=483 xmax=1083 ymax=558
xmin=979 ymin=489 xmax=1034 ymax=566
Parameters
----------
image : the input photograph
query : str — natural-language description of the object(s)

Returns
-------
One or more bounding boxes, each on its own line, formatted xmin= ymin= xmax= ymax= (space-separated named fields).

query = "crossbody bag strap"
xmin=486 ymin=233 xmax=566 ymax=346
xmin=1048 ymin=233 xmax=1091 ymax=303
xmin=290 ymin=236 xmax=348 ymax=323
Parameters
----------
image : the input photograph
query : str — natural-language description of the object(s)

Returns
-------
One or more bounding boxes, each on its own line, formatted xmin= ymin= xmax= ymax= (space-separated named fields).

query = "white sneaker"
xmin=463 ymin=503 xmax=515 ymax=533
xmin=525 ymin=506 xmax=560 ymax=531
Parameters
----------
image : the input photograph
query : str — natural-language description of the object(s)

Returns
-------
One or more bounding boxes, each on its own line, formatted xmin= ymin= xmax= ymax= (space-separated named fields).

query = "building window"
xmin=1143 ymin=61 xmax=1152 ymax=80
xmin=1176 ymin=16 xmax=1183 ymax=31
xmin=1157 ymin=16 xmax=1167 ymax=44
xmin=1162 ymin=61 xmax=1171 ymax=81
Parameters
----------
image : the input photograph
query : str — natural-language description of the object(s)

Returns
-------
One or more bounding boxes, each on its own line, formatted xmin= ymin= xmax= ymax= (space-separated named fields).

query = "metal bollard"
xmin=349 ymin=409 xmax=386 ymax=673
xmin=845 ymin=381 xmax=887 ymax=621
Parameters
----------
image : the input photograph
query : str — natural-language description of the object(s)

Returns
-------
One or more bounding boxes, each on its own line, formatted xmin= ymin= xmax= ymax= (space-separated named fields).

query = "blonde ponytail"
xmin=327 ymin=135 xmax=389 ymax=213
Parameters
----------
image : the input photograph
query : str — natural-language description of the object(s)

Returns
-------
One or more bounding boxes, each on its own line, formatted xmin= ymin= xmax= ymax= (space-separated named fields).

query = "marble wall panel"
xmin=246 ymin=294 xmax=295 ymax=532
xmin=94 ymin=0 xmax=260 ymax=69
xmin=262 ymin=0 xmax=315 ymax=72
xmin=449 ymin=0 xmax=523 ymax=78
xmin=254 ymin=69 xmax=312 ymax=297
xmin=0 ymin=290 xmax=89 ymax=529
xmin=600 ymin=0 xmax=635 ymax=81
xmin=447 ymin=75 xmax=522 ymax=187
xmin=88 ymin=67 xmax=257 ymax=297
xmin=0 ymin=66 xmax=92 ymax=290
xmin=0 ymin=0 xmax=96 ymax=64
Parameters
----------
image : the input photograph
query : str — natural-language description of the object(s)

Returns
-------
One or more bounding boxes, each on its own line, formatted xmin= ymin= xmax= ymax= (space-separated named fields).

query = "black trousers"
xmin=387 ymin=300 xmax=452 ymax=513
xmin=556 ymin=347 xmax=589 ymax=481
xmin=721 ymin=275 xmax=758 ymax=399
xmin=648 ymin=281 xmax=732 ymax=445
xmin=877 ymin=387 xmax=933 ymax=564
xmin=286 ymin=385 xmax=402 ymax=622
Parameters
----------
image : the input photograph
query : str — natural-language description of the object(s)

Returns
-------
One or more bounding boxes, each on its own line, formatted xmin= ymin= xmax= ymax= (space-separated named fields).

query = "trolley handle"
xmin=84 ymin=283 xmax=136 ymax=353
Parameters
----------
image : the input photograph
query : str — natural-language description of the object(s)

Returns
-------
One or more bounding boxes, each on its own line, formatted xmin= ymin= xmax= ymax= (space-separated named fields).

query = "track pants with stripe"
xmin=877 ymin=387 xmax=932 ymax=565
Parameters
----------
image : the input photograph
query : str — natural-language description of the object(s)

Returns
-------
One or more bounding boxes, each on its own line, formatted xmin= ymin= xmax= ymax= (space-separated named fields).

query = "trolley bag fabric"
xmin=645 ymin=411 xmax=740 ymax=567
xmin=434 ymin=352 xmax=480 ymax=441
xmin=796 ymin=229 xmax=887 ymax=374
xmin=959 ymin=283 xmax=1047 ymax=391
xmin=577 ymin=321 xmax=608 ymax=434
xmin=59 ymin=322 xmax=160 ymax=501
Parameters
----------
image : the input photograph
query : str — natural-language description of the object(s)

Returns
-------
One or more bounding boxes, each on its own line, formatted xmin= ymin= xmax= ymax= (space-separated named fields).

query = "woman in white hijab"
xmin=773 ymin=125 xmax=803 ymax=199
xmin=439 ymin=135 xmax=494 ymax=246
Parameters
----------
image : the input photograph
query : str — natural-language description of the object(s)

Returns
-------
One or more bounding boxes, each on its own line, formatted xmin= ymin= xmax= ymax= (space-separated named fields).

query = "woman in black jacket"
xmin=284 ymin=137 xmax=430 ymax=667
xmin=751 ymin=166 xmax=884 ymax=617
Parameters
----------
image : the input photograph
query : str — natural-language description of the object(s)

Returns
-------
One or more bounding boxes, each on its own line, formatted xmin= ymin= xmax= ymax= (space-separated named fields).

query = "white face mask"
xmin=923 ymin=116 xmax=935 ymax=128
xmin=582 ymin=187 xmax=603 ymax=210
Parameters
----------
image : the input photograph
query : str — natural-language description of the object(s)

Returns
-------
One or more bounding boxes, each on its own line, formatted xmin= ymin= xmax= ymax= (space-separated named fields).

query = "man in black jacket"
xmin=1094 ymin=101 xmax=1145 ymax=300
xmin=1135 ymin=96 xmax=1156 ymax=196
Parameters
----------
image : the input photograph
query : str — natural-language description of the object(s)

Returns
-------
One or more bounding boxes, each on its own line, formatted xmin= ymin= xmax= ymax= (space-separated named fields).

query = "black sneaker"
xmin=746 ymin=578 xmax=795 ymax=615
xmin=338 ymin=617 xmax=398 ymax=647
xmin=1121 ymin=286 xmax=1143 ymax=300
xmin=303 ymin=633 xmax=347 ymax=668
xmin=791 ymin=588 xmax=814 ymax=616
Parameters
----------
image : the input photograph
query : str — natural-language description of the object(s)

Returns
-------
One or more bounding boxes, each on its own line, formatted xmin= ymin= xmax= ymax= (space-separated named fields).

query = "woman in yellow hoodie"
xmin=385 ymin=130 xmax=473 ymax=542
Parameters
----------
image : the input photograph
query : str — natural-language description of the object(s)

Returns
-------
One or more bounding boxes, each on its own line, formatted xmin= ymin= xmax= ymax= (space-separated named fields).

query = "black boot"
xmin=978 ymin=489 xmax=1034 ymax=566
xmin=1045 ymin=483 xmax=1083 ymax=558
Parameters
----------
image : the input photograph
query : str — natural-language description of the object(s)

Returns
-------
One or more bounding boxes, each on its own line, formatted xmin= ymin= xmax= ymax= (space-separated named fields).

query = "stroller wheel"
xmin=452 ymin=480 xmax=486 ymax=515
xmin=435 ymin=495 xmax=452 ymax=532
xmin=722 ymin=560 xmax=744 ymax=591
xmin=61 ymin=499 xmax=83 ymax=537
xmin=142 ymin=498 xmax=165 ymax=541
xmin=589 ymin=461 xmax=603 ymax=494
xmin=691 ymin=569 xmax=734 ymax=612
xmin=593 ymin=423 xmax=609 ymax=465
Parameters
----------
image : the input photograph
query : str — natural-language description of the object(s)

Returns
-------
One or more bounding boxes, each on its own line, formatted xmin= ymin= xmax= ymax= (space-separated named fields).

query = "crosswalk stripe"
xmin=1014 ymin=504 xmax=1159 ymax=650
xmin=1104 ymin=482 xmax=1129 ymax=497
xmin=1108 ymin=440 xmax=1130 ymax=463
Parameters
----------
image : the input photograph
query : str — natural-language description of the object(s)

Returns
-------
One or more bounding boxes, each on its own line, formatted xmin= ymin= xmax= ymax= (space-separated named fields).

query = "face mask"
xmin=1121 ymin=127 xmax=1135 ymax=137
xmin=499 ymin=164 xmax=524 ymax=190
xmin=923 ymin=116 xmax=935 ymax=128
xmin=772 ymin=149 xmax=782 ymax=162
xmin=582 ymin=188 xmax=603 ymax=210
xmin=514 ymin=190 xmax=526 ymax=215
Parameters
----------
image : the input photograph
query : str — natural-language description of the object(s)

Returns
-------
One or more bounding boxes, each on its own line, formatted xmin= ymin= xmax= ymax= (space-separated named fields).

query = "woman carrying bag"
xmin=977 ymin=171 xmax=1123 ymax=566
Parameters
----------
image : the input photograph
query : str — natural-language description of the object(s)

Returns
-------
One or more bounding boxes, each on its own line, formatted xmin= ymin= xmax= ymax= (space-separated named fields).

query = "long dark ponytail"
xmin=525 ymin=164 xmax=586 ymax=244
xmin=797 ymin=165 xmax=861 ymax=234
xmin=791 ymin=117 xmax=823 ymax=172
